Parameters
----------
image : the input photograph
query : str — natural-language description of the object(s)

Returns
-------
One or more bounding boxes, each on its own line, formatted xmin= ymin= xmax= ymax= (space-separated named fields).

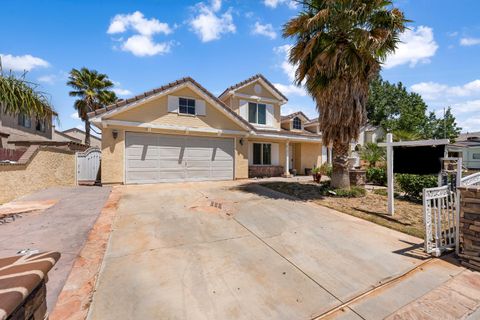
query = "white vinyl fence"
xmin=76 ymin=147 xmax=101 ymax=184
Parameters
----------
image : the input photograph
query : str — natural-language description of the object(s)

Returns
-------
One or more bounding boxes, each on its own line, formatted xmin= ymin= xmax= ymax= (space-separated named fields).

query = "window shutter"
xmin=271 ymin=143 xmax=279 ymax=165
xmin=167 ymin=95 xmax=178 ymax=112
xmin=266 ymin=104 xmax=274 ymax=126
xmin=196 ymin=99 xmax=206 ymax=116
xmin=239 ymin=100 xmax=248 ymax=121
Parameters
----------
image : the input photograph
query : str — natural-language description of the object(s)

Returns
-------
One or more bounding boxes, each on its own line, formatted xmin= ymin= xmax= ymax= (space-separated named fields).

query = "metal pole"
xmin=387 ymin=133 xmax=394 ymax=216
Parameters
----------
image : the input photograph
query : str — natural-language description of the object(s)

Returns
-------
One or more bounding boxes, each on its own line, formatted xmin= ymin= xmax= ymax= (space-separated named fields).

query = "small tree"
xmin=0 ymin=62 xmax=54 ymax=119
xmin=360 ymin=142 xmax=385 ymax=168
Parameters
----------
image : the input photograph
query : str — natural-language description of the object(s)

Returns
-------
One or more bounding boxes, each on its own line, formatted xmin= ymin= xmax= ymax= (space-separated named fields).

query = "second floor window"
xmin=36 ymin=118 xmax=46 ymax=132
xmin=248 ymin=102 xmax=266 ymax=125
xmin=18 ymin=114 xmax=31 ymax=128
xmin=293 ymin=117 xmax=302 ymax=130
xmin=179 ymin=98 xmax=195 ymax=115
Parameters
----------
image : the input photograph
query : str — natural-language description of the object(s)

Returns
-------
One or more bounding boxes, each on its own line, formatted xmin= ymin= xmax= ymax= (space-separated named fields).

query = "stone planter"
xmin=458 ymin=186 xmax=480 ymax=271
xmin=349 ymin=169 xmax=366 ymax=186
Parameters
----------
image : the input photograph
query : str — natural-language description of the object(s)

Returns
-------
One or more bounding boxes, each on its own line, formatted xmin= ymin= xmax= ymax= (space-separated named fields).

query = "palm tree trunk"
xmin=84 ymin=120 xmax=91 ymax=146
xmin=331 ymin=141 xmax=350 ymax=189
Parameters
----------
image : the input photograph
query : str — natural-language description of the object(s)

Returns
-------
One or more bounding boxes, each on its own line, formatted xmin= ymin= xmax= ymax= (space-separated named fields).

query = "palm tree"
xmin=67 ymin=68 xmax=117 ymax=146
xmin=283 ymin=0 xmax=407 ymax=188
xmin=360 ymin=142 xmax=385 ymax=168
xmin=0 ymin=62 xmax=54 ymax=119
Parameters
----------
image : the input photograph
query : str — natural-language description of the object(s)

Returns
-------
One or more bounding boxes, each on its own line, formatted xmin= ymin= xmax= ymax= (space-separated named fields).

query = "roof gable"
xmin=219 ymin=74 xmax=288 ymax=103
xmin=88 ymin=77 xmax=254 ymax=132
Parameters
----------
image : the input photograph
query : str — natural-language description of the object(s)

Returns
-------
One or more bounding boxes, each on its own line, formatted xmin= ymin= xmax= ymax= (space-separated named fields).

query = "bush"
xmin=366 ymin=167 xmax=387 ymax=186
xmin=315 ymin=182 xmax=366 ymax=198
xmin=396 ymin=174 xmax=438 ymax=200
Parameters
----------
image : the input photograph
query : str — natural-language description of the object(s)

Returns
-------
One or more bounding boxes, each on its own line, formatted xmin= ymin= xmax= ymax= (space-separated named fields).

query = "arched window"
xmin=293 ymin=117 xmax=302 ymax=130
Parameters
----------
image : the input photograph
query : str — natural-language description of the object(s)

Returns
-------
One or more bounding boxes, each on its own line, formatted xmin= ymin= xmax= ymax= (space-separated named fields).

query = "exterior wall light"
xmin=112 ymin=129 xmax=119 ymax=140
xmin=239 ymin=138 xmax=244 ymax=146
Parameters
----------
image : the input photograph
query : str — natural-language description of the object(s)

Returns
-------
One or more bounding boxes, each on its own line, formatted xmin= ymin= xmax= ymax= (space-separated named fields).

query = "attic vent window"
xmin=293 ymin=117 xmax=302 ymax=130
xmin=179 ymin=98 xmax=195 ymax=115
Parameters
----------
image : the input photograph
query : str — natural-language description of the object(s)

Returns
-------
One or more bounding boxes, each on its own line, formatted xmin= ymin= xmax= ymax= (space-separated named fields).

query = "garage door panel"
xmin=126 ymin=132 xmax=233 ymax=184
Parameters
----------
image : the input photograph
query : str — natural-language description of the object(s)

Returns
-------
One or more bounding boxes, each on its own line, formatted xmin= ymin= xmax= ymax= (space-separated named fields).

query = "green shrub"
xmin=326 ymin=164 xmax=333 ymax=178
xmin=396 ymin=174 xmax=438 ymax=200
xmin=333 ymin=186 xmax=366 ymax=198
xmin=366 ymin=167 xmax=387 ymax=186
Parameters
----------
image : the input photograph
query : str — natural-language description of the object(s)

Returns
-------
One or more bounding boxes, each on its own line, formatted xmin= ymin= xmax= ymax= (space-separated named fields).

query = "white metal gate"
xmin=423 ymin=186 xmax=457 ymax=257
xmin=423 ymin=172 xmax=480 ymax=256
xmin=76 ymin=147 xmax=101 ymax=184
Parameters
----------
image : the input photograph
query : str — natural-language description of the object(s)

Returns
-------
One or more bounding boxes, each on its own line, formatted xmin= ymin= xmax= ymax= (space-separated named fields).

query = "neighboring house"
xmin=53 ymin=128 xmax=101 ymax=148
xmin=356 ymin=124 xmax=385 ymax=147
xmin=88 ymin=74 xmax=323 ymax=184
xmin=448 ymin=132 xmax=480 ymax=170
xmin=0 ymin=108 xmax=56 ymax=149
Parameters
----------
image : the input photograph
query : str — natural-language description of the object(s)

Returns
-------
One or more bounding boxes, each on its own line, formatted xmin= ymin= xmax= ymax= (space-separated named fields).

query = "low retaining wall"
xmin=249 ymin=165 xmax=284 ymax=178
xmin=458 ymin=186 xmax=480 ymax=271
xmin=0 ymin=146 xmax=76 ymax=203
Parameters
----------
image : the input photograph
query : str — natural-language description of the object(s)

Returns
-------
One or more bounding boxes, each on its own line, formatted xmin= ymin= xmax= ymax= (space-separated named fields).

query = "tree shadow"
xmin=232 ymin=181 xmax=327 ymax=202
xmin=353 ymin=207 xmax=414 ymax=226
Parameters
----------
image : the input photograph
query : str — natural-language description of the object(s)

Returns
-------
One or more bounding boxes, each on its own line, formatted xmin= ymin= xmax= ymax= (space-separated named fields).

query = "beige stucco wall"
xmin=0 ymin=148 xmax=75 ymax=203
xmin=299 ymin=143 xmax=322 ymax=173
xmin=110 ymin=87 xmax=245 ymax=132
xmin=101 ymin=127 xmax=125 ymax=184
xmin=235 ymin=137 xmax=249 ymax=179
xmin=221 ymin=81 xmax=282 ymax=130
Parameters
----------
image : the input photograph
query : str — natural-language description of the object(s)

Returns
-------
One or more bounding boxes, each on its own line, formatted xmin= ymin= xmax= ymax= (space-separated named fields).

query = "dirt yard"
xmin=259 ymin=181 xmax=425 ymax=238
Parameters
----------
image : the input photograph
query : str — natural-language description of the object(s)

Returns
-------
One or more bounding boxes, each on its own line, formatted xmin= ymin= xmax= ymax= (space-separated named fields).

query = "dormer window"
xmin=292 ymin=117 xmax=302 ymax=130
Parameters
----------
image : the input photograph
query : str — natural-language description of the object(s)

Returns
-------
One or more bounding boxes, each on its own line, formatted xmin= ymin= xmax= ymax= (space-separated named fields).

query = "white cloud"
xmin=113 ymin=88 xmax=132 ymax=96
xmin=107 ymin=11 xmax=172 ymax=36
xmin=458 ymin=116 xmax=480 ymax=132
xmin=274 ymin=44 xmax=296 ymax=82
xmin=460 ymin=37 xmax=480 ymax=46
xmin=252 ymin=22 xmax=277 ymax=39
xmin=189 ymin=0 xmax=236 ymax=42
xmin=0 ymin=53 xmax=49 ymax=71
xmin=263 ymin=0 xmax=297 ymax=9
xmin=273 ymin=83 xmax=306 ymax=97
xmin=121 ymin=35 xmax=171 ymax=57
xmin=70 ymin=112 xmax=80 ymax=120
xmin=384 ymin=26 xmax=438 ymax=69
xmin=411 ymin=80 xmax=480 ymax=101
xmin=38 ymin=74 xmax=56 ymax=84
xmin=107 ymin=11 xmax=173 ymax=57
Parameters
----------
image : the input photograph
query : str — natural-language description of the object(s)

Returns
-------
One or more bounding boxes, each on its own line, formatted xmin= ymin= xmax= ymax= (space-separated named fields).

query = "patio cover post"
xmin=285 ymin=141 xmax=290 ymax=176
xmin=386 ymin=133 xmax=395 ymax=216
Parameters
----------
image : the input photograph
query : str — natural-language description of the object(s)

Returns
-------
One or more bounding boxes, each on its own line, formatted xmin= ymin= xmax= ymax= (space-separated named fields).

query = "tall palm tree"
xmin=0 ymin=62 xmax=54 ymax=119
xmin=283 ymin=0 xmax=407 ymax=188
xmin=67 ymin=68 xmax=117 ymax=146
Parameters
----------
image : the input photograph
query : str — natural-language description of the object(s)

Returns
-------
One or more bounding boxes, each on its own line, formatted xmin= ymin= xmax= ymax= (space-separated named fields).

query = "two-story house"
xmin=0 ymin=108 xmax=56 ymax=149
xmin=88 ymin=74 xmax=324 ymax=184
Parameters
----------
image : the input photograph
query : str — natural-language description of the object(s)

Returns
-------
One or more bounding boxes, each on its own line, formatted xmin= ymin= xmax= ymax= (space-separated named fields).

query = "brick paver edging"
xmin=49 ymin=187 xmax=122 ymax=320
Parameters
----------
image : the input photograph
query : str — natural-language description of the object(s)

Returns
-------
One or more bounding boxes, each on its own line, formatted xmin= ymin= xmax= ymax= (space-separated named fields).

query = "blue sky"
xmin=1 ymin=0 xmax=480 ymax=132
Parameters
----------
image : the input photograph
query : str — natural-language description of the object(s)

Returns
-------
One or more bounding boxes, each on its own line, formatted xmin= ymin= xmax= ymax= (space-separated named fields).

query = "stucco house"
xmin=88 ymin=74 xmax=324 ymax=184
xmin=53 ymin=127 xmax=101 ymax=148
xmin=448 ymin=132 xmax=480 ymax=170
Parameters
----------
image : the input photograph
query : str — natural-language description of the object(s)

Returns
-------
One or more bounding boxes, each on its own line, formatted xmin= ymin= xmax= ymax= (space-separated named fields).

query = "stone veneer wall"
xmin=349 ymin=170 xmax=366 ymax=186
xmin=458 ymin=185 xmax=480 ymax=271
xmin=249 ymin=165 xmax=284 ymax=178
xmin=0 ymin=147 xmax=76 ymax=203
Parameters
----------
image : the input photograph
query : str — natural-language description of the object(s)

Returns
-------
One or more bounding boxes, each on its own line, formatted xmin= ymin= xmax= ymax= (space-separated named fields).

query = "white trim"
xmin=97 ymin=119 xmax=249 ymax=136
xmin=233 ymin=92 xmax=284 ymax=105
xmin=378 ymin=139 xmax=449 ymax=147
xmin=90 ymin=81 xmax=252 ymax=131
xmin=254 ymin=132 xmax=321 ymax=143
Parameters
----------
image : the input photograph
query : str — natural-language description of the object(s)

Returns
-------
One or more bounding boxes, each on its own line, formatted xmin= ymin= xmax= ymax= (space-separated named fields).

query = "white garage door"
xmin=125 ymin=132 xmax=234 ymax=184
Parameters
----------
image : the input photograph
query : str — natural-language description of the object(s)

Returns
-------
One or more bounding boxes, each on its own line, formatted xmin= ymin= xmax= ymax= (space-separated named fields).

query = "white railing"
xmin=461 ymin=172 xmax=480 ymax=186
xmin=423 ymin=186 xmax=457 ymax=257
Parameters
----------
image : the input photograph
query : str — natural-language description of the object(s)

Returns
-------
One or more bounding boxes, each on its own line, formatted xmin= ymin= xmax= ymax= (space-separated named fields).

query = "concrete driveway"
xmin=88 ymin=180 xmax=468 ymax=319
